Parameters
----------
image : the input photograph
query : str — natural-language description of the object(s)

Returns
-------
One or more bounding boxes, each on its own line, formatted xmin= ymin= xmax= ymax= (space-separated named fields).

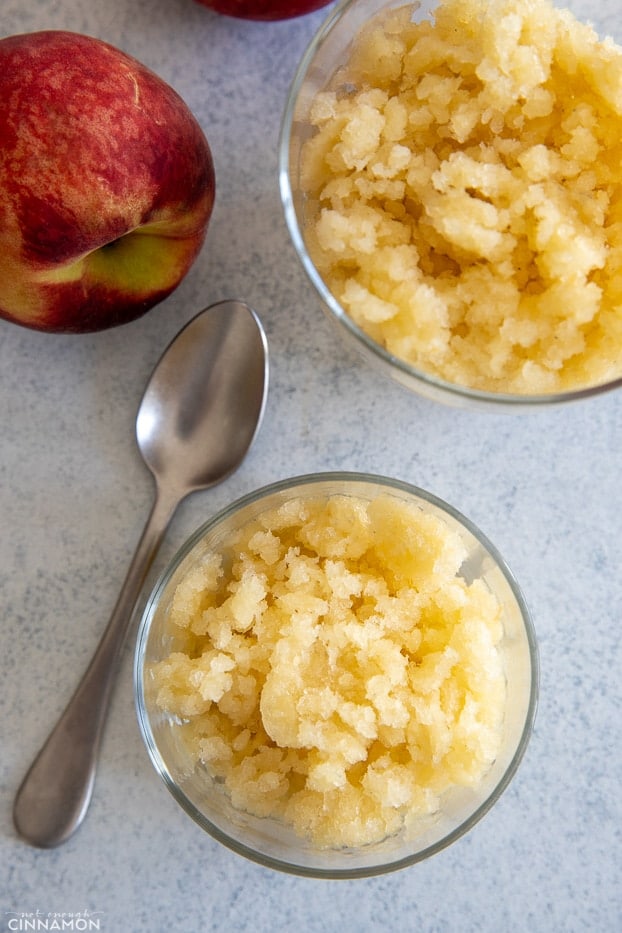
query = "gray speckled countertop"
xmin=1 ymin=1 xmax=621 ymax=931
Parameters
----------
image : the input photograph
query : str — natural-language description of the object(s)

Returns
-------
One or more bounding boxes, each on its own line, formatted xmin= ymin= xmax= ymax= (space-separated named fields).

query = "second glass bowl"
xmin=134 ymin=472 xmax=538 ymax=878
xmin=279 ymin=0 xmax=622 ymax=409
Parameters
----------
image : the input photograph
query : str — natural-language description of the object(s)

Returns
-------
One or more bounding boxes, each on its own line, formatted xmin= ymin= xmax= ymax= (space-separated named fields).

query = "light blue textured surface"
xmin=1 ymin=1 xmax=621 ymax=931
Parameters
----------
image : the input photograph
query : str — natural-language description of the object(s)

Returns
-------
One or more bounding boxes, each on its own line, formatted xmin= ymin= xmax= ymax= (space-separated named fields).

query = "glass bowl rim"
xmin=277 ymin=0 xmax=622 ymax=409
xmin=134 ymin=470 xmax=539 ymax=879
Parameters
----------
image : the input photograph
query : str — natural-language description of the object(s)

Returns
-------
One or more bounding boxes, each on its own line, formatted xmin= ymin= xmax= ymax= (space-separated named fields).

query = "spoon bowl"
xmin=13 ymin=300 xmax=269 ymax=848
xmin=137 ymin=305 xmax=268 ymax=491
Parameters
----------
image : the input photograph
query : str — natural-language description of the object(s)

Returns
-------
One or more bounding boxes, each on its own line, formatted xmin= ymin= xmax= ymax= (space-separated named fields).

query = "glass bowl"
xmin=134 ymin=472 xmax=538 ymax=878
xmin=278 ymin=0 xmax=622 ymax=409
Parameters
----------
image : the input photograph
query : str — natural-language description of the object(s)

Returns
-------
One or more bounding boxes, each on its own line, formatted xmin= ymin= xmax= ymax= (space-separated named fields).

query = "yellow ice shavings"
xmin=152 ymin=493 xmax=506 ymax=849
xmin=300 ymin=0 xmax=622 ymax=393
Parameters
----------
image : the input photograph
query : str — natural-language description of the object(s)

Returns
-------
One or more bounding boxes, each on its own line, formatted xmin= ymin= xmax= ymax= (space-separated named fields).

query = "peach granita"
xmin=299 ymin=0 xmax=622 ymax=393
xmin=151 ymin=491 xmax=506 ymax=848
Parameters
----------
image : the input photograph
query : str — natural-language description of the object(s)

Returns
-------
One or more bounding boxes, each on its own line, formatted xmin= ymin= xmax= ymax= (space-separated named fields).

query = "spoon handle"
xmin=13 ymin=486 xmax=177 ymax=848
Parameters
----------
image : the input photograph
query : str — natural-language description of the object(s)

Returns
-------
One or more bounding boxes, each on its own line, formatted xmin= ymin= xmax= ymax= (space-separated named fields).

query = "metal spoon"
xmin=13 ymin=299 xmax=269 ymax=848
